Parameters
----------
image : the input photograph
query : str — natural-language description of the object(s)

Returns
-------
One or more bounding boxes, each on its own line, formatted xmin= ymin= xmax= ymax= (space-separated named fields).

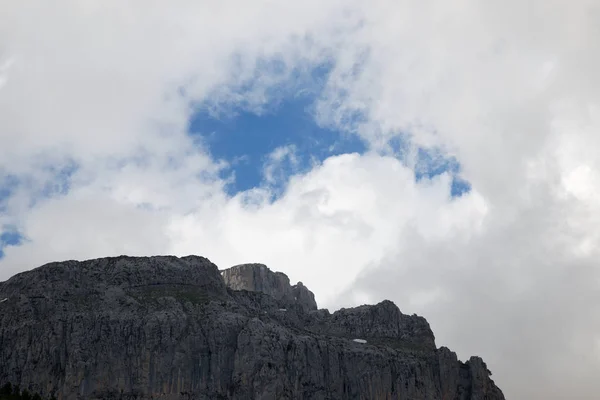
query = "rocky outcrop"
xmin=0 ymin=256 xmax=504 ymax=400
xmin=304 ymin=300 xmax=436 ymax=353
xmin=221 ymin=263 xmax=317 ymax=311
xmin=436 ymin=347 xmax=505 ymax=400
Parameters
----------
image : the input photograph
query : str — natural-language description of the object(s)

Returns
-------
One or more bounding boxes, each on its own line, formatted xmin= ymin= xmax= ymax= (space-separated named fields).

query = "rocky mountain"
xmin=0 ymin=255 xmax=505 ymax=400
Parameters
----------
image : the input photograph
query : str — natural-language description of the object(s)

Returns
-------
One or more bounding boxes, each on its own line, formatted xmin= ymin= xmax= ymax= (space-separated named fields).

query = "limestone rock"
xmin=0 ymin=255 xmax=504 ymax=400
xmin=221 ymin=263 xmax=317 ymax=311
xmin=305 ymin=300 xmax=436 ymax=353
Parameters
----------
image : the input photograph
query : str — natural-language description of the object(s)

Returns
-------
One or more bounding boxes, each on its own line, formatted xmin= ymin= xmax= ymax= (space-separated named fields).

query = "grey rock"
xmin=305 ymin=300 xmax=436 ymax=353
xmin=436 ymin=347 xmax=505 ymax=400
xmin=221 ymin=263 xmax=317 ymax=312
xmin=0 ymin=256 xmax=504 ymax=400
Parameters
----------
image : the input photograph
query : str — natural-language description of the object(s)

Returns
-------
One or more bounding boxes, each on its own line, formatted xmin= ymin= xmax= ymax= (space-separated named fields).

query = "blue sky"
xmin=0 ymin=166 xmax=75 ymax=259
xmin=0 ymin=174 xmax=19 ymax=258
xmin=189 ymin=90 xmax=471 ymax=199
xmin=189 ymin=94 xmax=366 ymax=195
xmin=0 ymin=231 xmax=21 ymax=259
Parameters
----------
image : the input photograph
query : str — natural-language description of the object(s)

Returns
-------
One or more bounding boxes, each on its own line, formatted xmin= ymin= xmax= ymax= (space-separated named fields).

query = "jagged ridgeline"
xmin=0 ymin=256 xmax=505 ymax=400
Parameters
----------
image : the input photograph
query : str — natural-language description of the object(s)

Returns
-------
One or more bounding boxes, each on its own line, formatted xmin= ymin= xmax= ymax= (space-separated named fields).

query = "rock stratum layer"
xmin=0 ymin=256 xmax=504 ymax=400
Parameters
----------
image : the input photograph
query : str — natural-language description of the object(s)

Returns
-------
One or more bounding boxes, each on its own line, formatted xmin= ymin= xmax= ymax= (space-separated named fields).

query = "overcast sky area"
xmin=1 ymin=1 xmax=599 ymax=398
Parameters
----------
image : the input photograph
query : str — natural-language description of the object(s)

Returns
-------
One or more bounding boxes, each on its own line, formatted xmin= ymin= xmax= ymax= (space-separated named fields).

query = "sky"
xmin=0 ymin=1 xmax=599 ymax=398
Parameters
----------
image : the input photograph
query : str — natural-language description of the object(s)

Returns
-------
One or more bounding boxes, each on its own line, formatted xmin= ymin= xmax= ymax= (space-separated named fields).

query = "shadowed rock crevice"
xmin=0 ymin=256 xmax=504 ymax=400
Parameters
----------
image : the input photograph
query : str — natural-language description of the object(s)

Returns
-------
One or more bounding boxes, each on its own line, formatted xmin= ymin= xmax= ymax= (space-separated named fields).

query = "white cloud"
xmin=168 ymin=153 xmax=478 ymax=304
xmin=1 ymin=1 xmax=599 ymax=399
xmin=262 ymin=144 xmax=299 ymax=185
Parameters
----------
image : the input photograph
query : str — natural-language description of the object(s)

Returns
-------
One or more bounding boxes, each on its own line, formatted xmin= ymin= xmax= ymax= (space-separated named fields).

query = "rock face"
xmin=221 ymin=263 xmax=317 ymax=311
xmin=0 ymin=256 xmax=504 ymax=400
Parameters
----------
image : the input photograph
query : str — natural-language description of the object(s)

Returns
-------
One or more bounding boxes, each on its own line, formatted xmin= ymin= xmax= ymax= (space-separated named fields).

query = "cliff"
xmin=0 ymin=256 xmax=504 ymax=400
xmin=221 ymin=263 xmax=317 ymax=312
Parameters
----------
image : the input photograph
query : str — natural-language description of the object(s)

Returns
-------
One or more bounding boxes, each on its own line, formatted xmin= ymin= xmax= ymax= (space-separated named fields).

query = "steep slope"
xmin=0 ymin=256 xmax=504 ymax=400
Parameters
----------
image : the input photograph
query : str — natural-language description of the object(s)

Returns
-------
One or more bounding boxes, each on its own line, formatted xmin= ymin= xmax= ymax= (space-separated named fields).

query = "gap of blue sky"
xmin=387 ymin=136 xmax=472 ymax=197
xmin=190 ymin=94 xmax=471 ymax=198
xmin=414 ymin=150 xmax=472 ymax=197
xmin=0 ymin=230 xmax=21 ymax=259
xmin=188 ymin=62 xmax=471 ymax=200
xmin=189 ymin=94 xmax=367 ymax=196
xmin=0 ymin=165 xmax=76 ymax=260
xmin=0 ymin=174 xmax=21 ymax=259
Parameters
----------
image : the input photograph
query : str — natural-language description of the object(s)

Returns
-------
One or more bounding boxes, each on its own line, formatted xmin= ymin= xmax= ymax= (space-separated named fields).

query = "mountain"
xmin=0 ymin=255 xmax=504 ymax=400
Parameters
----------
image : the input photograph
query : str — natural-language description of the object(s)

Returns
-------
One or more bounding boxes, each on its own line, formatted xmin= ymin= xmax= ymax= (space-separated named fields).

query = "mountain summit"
xmin=0 ymin=255 xmax=504 ymax=400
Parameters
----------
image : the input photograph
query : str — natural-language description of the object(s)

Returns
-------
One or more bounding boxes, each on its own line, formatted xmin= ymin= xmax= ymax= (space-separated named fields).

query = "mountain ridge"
xmin=0 ymin=255 xmax=504 ymax=400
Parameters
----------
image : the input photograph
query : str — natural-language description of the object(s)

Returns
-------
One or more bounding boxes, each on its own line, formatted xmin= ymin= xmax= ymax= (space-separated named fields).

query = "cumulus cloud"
xmin=1 ymin=1 xmax=599 ymax=398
